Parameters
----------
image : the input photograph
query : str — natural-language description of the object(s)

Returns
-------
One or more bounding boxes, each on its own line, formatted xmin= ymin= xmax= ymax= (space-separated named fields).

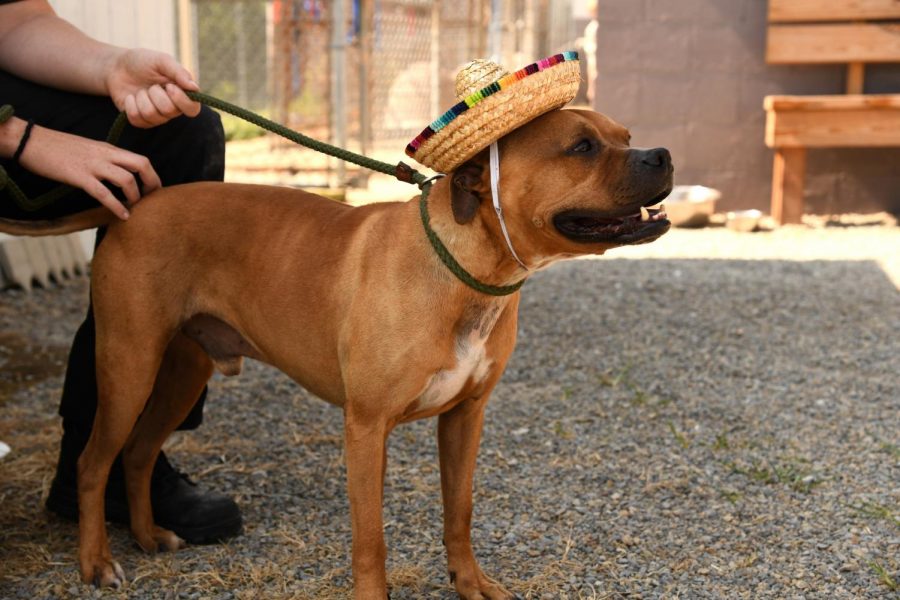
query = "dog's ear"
xmin=450 ymin=159 xmax=487 ymax=224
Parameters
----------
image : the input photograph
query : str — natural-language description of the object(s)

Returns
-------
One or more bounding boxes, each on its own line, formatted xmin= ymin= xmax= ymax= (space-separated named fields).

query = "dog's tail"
xmin=0 ymin=207 xmax=115 ymax=237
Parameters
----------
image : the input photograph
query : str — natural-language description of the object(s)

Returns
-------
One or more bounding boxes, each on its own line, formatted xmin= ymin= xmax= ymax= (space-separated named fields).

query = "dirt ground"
xmin=1 ymin=210 xmax=898 ymax=599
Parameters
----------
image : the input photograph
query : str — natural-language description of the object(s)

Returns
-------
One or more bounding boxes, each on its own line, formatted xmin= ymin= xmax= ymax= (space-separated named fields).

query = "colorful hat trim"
xmin=405 ymin=51 xmax=578 ymax=158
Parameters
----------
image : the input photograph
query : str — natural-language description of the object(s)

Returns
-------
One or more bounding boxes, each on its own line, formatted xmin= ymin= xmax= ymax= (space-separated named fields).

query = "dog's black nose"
xmin=640 ymin=147 xmax=671 ymax=169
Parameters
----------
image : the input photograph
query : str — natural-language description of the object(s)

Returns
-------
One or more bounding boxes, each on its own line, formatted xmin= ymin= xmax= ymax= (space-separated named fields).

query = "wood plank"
xmin=765 ymin=102 xmax=900 ymax=148
xmin=764 ymin=94 xmax=900 ymax=111
xmin=770 ymin=0 xmax=900 ymax=23
xmin=846 ymin=62 xmax=865 ymax=94
xmin=767 ymin=23 xmax=900 ymax=63
xmin=771 ymin=148 xmax=807 ymax=226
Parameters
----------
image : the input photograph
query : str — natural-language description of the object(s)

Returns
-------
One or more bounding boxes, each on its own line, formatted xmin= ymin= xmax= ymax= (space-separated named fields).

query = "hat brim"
xmin=406 ymin=52 xmax=581 ymax=173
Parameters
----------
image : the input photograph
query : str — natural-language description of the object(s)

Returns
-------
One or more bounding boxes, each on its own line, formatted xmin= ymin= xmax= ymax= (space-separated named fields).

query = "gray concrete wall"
xmin=594 ymin=0 xmax=900 ymax=215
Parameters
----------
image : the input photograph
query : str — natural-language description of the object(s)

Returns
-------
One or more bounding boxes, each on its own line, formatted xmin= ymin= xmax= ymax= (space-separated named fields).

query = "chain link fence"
xmin=179 ymin=0 xmax=581 ymax=184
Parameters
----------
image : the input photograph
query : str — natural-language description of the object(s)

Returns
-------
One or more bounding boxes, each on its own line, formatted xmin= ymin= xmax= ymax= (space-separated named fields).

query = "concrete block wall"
xmin=595 ymin=0 xmax=900 ymax=215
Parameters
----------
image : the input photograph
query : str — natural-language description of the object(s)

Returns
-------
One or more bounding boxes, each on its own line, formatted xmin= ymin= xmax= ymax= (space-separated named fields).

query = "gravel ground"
xmin=0 ymin=219 xmax=898 ymax=599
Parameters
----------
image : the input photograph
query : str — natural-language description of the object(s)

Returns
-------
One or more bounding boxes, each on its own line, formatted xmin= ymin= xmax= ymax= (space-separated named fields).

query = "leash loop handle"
xmin=0 ymin=110 xmax=128 ymax=211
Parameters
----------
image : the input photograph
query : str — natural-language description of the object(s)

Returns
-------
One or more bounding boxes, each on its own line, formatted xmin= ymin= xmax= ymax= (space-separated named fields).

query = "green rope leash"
xmin=0 ymin=105 xmax=128 ymax=211
xmin=0 ymin=95 xmax=522 ymax=296
xmin=164 ymin=93 xmax=522 ymax=295
xmin=419 ymin=185 xmax=523 ymax=296
xmin=185 ymin=92 xmax=427 ymax=185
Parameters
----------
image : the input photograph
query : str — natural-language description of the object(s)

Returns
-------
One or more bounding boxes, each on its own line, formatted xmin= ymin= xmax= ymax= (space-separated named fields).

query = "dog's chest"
xmin=416 ymin=306 xmax=502 ymax=411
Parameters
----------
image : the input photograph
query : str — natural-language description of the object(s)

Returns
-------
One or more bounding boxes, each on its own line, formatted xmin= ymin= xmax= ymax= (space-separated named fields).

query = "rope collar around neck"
xmin=419 ymin=180 xmax=524 ymax=297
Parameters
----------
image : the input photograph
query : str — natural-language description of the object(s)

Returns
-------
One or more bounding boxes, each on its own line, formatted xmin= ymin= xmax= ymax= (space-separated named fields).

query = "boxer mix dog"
xmin=1 ymin=106 xmax=672 ymax=597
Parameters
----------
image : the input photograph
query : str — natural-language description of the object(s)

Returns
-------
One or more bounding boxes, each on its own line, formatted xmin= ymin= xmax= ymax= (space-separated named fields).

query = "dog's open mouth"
xmin=553 ymin=202 xmax=671 ymax=245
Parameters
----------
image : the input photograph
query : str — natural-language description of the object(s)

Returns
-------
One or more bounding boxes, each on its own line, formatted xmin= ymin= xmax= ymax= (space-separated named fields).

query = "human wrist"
xmin=0 ymin=115 xmax=27 ymax=159
xmin=98 ymin=46 xmax=127 ymax=97
xmin=12 ymin=119 xmax=35 ymax=163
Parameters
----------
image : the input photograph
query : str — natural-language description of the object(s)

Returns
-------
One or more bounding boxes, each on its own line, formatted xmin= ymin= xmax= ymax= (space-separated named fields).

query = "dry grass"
xmin=2 ymin=220 xmax=898 ymax=598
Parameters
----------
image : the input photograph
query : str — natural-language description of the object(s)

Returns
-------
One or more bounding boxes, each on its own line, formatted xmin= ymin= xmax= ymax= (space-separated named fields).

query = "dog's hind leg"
xmin=77 ymin=326 xmax=171 ymax=588
xmin=121 ymin=332 xmax=215 ymax=554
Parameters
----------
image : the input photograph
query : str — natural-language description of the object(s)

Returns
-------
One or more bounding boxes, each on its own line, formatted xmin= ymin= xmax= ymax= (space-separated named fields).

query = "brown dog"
xmin=1 ymin=107 xmax=672 ymax=598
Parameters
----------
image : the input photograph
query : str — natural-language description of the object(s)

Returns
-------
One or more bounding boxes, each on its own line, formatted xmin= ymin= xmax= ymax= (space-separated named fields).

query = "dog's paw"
xmin=450 ymin=570 xmax=515 ymax=600
xmin=153 ymin=526 xmax=186 ymax=552
xmin=82 ymin=557 xmax=126 ymax=589
xmin=134 ymin=525 xmax=186 ymax=554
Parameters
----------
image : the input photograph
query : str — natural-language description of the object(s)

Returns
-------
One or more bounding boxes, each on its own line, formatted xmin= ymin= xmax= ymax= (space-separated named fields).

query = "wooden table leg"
xmin=771 ymin=147 xmax=806 ymax=225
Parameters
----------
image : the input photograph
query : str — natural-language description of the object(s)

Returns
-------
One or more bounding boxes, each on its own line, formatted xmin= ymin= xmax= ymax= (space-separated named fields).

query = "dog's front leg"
xmin=438 ymin=396 xmax=514 ymax=600
xmin=344 ymin=410 xmax=390 ymax=599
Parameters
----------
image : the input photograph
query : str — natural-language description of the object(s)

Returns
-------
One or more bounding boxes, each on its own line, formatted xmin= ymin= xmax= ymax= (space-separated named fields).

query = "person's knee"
xmin=190 ymin=107 xmax=225 ymax=182
xmin=192 ymin=106 xmax=225 ymax=150
xmin=149 ymin=106 xmax=225 ymax=185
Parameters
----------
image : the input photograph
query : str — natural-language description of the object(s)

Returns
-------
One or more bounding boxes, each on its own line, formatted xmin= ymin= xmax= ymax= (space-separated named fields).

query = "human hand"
xmin=105 ymin=48 xmax=201 ymax=128
xmin=17 ymin=123 xmax=161 ymax=219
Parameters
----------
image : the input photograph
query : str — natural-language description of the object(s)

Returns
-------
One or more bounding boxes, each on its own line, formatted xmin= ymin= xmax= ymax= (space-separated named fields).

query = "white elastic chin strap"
xmin=489 ymin=142 xmax=529 ymax=271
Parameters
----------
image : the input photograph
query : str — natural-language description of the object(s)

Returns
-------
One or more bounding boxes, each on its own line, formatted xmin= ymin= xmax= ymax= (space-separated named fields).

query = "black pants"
xmin=1 ymin=71 xmax=225 ymax=440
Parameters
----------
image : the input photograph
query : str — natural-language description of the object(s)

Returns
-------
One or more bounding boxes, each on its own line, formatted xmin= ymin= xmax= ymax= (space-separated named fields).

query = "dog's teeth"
xmin=640 ymin=206 xmax=650 ymax=221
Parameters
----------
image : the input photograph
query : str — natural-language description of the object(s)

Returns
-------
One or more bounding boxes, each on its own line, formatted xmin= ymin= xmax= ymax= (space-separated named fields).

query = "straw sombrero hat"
xmin=405 ymin=51 xmax=581 ymax=173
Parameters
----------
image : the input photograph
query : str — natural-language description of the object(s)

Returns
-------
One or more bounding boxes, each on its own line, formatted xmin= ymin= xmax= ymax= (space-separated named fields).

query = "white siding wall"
xmin=45 ymin=0 xmax=177 ymax=258
xmin=49 ymin=0 xmax=176 ymax=54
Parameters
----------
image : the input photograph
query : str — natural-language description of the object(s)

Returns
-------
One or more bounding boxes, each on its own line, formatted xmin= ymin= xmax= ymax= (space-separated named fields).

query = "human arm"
xmin=0 ymin=0 xmax=201 ymax=127
xmin=0 ymin=116 xmax=160 ymax=219
xmin=0 ymin=0 xmax=204 ymax=218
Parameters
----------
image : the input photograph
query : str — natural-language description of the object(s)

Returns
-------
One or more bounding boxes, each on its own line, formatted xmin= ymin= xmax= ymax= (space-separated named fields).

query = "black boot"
xmin=45 ymin=429 xmax=242 ymax=544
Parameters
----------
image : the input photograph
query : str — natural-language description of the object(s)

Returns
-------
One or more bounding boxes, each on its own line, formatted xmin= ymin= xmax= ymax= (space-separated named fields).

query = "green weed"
xmin=713 ymin=433 xmax=730 ymax=450
xmin=850 ymin=502 xmax=900 ymax=528
xmin=668 ymin=421 xmax=690 ymax=449
xmin=597 ymin=367 xmax=629 ymax=388
xmin=719 ymin=489 xmax=742 ymax=504
xmin=869 ymin=561 xmax=898 ymax=592
xmin=879 ymin=442 xmax=900 ymax=459
xmin=727 ymin=460 xmax=820 ymax=493
xmin=553 ymin=420 xmax=574 ymax=440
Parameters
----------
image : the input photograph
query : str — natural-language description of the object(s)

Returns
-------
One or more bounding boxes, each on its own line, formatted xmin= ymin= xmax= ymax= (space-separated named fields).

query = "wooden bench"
xmin=764 ymin=0 xmax=900 ymax=224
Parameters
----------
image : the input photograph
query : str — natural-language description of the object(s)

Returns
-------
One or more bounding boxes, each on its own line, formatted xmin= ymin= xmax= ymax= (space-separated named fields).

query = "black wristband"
xmin=12 ymin=119 xmax=35 ymax=164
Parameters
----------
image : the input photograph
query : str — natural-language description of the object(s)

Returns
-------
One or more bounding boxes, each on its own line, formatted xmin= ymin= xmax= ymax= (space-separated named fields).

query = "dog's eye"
xmin=569 ymin=139 xmax=598 ymax=154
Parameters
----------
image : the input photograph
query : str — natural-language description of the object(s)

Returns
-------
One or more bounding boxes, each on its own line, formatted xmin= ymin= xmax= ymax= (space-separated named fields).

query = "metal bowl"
xmin=664 ymin=185 xmax=721 ymax=228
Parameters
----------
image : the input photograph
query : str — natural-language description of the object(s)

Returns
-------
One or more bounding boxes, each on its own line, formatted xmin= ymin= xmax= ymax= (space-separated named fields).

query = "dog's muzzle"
xmin=553 ymin=146 xmax=673 ymax=245
xmin=553 ymin=202 xmax=670 ymax=245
